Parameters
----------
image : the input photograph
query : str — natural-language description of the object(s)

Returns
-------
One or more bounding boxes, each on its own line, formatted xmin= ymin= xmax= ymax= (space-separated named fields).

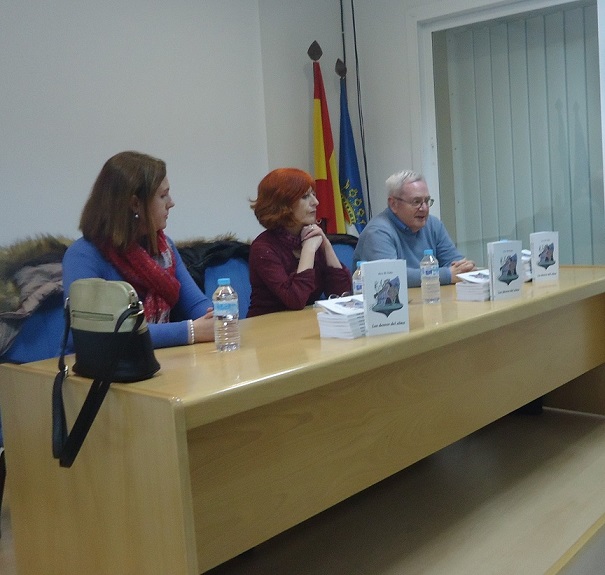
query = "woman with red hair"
xmin=247 ymin=168 xmax=351 ymax=317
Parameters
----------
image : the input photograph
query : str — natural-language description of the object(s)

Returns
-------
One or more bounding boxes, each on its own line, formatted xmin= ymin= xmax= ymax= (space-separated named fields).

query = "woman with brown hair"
xmin=62 ymin=151 xmax=214 ymax=347
xmin=247 ymin=167 xmax=351 ymax=317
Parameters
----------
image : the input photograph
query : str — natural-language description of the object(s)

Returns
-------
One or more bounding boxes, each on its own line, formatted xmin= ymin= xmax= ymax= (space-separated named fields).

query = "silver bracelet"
xmin=188 ymin=319 xmax=195 ymax=345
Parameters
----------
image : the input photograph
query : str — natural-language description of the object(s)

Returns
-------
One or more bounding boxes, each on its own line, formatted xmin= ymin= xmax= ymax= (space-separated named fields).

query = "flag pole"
xmin=339 ymin=0 xmax=346 ymax=68
xmin=339 ymin=1 xmax=372 ymax=221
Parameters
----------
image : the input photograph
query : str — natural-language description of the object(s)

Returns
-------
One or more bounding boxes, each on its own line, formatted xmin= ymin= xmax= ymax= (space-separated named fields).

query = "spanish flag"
xmin=312 ymin=59 xmax=347 ymax=234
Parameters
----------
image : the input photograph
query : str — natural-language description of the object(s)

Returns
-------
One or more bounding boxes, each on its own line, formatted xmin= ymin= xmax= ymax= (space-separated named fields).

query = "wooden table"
xmin=2 ymin=266 xmax=605 ymax=574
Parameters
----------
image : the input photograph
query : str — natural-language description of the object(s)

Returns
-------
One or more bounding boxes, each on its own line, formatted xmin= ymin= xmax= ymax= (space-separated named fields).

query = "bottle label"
xmin=421 ymin=267 xmax=439 ymax=278
xmin=214 ymin=300 xmax=239 ymax=317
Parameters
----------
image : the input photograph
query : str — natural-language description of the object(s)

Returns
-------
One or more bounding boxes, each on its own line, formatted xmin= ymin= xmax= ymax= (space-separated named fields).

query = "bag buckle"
xmin=131 ymin=300 xmax=145 ymax=315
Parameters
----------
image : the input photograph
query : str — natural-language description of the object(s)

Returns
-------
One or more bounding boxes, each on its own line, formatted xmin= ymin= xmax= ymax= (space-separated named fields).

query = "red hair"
xmin=251 ymin=168 xmax=316 ymax=230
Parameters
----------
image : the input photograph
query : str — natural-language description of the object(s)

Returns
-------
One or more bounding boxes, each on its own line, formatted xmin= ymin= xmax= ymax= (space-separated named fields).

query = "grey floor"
xmin=207 ymin=409 xmax=605 ymax=575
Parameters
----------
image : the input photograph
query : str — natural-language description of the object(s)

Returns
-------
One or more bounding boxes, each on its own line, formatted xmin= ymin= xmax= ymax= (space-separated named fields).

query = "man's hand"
xmin=450 ymin=259 xmax=476 ymax=283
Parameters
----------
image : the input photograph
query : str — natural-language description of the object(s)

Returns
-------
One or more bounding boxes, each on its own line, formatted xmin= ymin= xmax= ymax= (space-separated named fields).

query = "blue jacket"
xmin=62 ymin=237 xmax=212 ymax=348
xmin=353 ymin=209 xmax=464 ymax=287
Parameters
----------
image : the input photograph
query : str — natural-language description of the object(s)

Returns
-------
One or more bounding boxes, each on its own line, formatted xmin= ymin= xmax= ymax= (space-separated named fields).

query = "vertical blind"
xmin=444 ymin=2 xmax=604 ymax=266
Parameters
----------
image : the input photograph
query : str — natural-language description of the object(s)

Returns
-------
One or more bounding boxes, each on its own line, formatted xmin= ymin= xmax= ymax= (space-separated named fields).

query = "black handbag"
xmin=52 ymin=279 xmax=160 ymax=468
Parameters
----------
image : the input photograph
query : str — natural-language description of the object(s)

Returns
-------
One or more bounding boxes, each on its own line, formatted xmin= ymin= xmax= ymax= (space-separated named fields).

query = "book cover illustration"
xmin=371 ymin=275 xmax=403 ymax=317
xmin=361 ymin=259 xmax=409 ymax=336
xmin=538 ymin=243 xmax=555 ymax=268
xmin=530 ymin=231 xmax=559 ymax=283
xmin=487 ymin=240 xmax=524 ymax=300
xmin=498 ymin=252 xmax=519 ymax=285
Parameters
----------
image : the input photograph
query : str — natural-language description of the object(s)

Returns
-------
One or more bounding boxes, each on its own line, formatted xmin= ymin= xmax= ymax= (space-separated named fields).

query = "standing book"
xmin=487 ymin=240 xmax=524 ymax=300
xmin=361 ymin=259 xmax=409 ymax=336
xmin=529 ymin=231 xmax=559 ymax=284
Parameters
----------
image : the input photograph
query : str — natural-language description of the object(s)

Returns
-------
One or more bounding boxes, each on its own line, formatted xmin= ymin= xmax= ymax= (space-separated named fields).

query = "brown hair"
xmin=251 ymin=168 xmax=316 ymax=230
xmin=79 ymin=151 xmax=166 ymax=254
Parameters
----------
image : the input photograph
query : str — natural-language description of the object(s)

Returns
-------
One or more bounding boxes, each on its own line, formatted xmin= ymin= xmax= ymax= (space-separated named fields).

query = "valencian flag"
xmin=309 ymin=41 xmax=347 ymax=234
xmin=337 ymin=59 xmax=367 ymax=234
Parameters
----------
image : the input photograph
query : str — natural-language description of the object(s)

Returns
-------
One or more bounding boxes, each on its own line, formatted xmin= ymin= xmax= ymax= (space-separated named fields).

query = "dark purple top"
xmin=247 ymin=229 xmax=352 ymax=317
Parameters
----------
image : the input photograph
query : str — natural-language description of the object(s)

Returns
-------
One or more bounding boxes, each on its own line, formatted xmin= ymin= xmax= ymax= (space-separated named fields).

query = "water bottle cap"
xmin=424 ymin=249 xmax=433 ymax=256
xmin=356 ymin=261 xmax=363 ymax=269
xmin=217 ymin=278 xmax=231 ymax=286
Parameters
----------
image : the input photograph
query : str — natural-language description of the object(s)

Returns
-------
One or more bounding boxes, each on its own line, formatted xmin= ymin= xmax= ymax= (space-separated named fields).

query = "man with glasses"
xmin=354 ymin=170 xmax=475 ymax=287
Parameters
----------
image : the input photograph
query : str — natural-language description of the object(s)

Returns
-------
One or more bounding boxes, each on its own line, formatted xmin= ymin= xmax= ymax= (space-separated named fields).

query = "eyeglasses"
xmin=392 ymin=196 xmax=434 ymax=208
xmin=313 ymin=292 xmax=353 ymax=309
xmin=328 ymin=292 xmax=352 ymax=299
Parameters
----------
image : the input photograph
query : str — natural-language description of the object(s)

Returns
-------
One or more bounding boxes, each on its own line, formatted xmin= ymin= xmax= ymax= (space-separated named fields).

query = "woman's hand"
xmin=192 ymin=308 xmax=215 ymax=342
xmin=297 ymin=225 xmax=324 ymax=272
xmin=299 ymin=224 xmax=343 ymax=271
xmin=300 ymin=223 xmax=325 ymax=250
xmin=300 ymin=224 xmax=328 ymax=257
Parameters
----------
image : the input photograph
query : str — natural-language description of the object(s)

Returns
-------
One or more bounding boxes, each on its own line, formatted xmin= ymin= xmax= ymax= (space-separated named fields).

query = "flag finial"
xmin=307 ymin=41 xmax=322 ymax=61
xmin=335 ymin=59 xmax=347 ymax=78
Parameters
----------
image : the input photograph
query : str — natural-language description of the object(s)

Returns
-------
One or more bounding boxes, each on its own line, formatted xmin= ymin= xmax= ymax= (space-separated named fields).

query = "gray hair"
xmin=385 ymin=170 xmax=424 ymax=197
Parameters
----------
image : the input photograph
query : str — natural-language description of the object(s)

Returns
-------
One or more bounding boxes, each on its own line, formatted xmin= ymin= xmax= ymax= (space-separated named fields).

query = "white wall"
xmin=258 ymin=0 xmax=343 ymax=170
xmin=0 ymin=1 xmax=270 ymax=245
xmin=2 ymin=0 xmax=603 ymax=246
xmin=0 ymin=0 xmax=346 ymax=247
xmin=340 ymin=1 xmax=416 ymax=219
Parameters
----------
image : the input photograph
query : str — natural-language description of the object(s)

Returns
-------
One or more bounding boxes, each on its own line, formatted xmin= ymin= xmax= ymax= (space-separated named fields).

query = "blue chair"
xmin=327 ymin=233 xmax=358 ymax=273
xmin=177 ymin=237 xmax=251 ymax=319
xmin=0 ymin=293 xmax=65 ymax=364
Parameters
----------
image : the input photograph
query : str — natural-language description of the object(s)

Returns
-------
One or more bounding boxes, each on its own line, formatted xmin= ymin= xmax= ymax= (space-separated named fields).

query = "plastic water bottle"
xmin=420 ymin=249 xmax=440 ymax=304
xmin=352 ymin=261 xmax=364 ymax=295
xmin=213 ymin=278 xmax=240 ymax=351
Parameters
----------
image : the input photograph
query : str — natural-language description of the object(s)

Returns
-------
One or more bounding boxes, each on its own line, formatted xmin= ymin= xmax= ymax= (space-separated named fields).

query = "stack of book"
xmin=521 ymin=249 xmax=532 ymax=281
xmin=455 ymin=269 xmax=490 ymax=301
xmin=315 ymin=295 xmax=366 ymax=339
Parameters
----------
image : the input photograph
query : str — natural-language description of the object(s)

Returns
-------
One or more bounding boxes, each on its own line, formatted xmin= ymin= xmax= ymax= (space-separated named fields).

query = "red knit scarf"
xmin=101 ymin=231 xmax=180 ymax=323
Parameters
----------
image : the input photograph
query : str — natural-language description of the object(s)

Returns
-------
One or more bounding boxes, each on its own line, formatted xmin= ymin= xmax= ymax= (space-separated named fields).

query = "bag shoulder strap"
xmin=52 ymin=303 xmax=144 ymax=468
xmin=51 ymin=299 xmax=71 ymax=461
